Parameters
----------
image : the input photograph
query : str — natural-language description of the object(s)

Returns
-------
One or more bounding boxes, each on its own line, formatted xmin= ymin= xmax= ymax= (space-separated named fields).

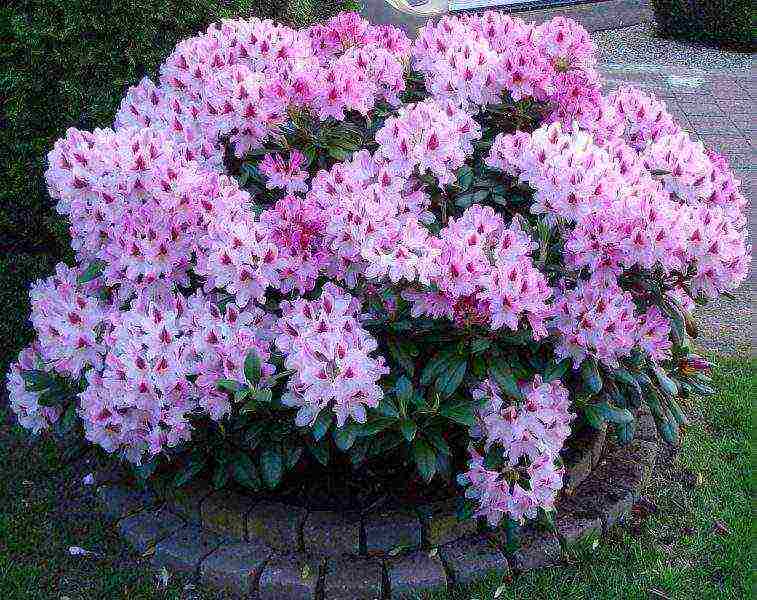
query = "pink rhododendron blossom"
xmin=259 ymin=150 xmax=309 ymax=193
xmin=275 ymin=285 xmax=388 ymax=428
xmin=6 ymin=345 xmax=61 ymax=434
xmin=406 ymin=207 xmax=552 ymax=335
xmin=29 ymin=263 xmax=106 ymax=378
xmin=460 ymin=375 xmax=573 ymax=524
xmin=375 ymin=98 xmax=480 ymax=186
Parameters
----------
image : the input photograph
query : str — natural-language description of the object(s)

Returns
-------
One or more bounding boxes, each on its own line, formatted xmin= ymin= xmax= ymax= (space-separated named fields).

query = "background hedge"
xmin=0 ymin=0 xmax=360 ymax=375
xmin=651 ymin=0 xmax=755 ymax=48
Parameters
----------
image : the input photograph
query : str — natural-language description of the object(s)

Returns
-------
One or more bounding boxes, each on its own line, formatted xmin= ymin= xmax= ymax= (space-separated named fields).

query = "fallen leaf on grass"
xmin=649 ymin=588 xmax=673 ymax=600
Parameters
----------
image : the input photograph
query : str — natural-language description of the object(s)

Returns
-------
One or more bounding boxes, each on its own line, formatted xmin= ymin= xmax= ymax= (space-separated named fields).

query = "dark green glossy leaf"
xmin=436 ymin=358 xmax=467 ymax=397
xmin=77 ymin=260 xmax=105 ymax=284
xmin=400 ymin=419 xmax=417 ymax=442
xmin=440 ymin=402 xmax=475 ymax=426
xmin=174 ymin=457 xmax=207 ymax=488
xmin=333 ymin=425 xmax=357 ymax=451
xmin=543 ymin=358 xmax=571 ymax=383
xmin=232 ymin=453 xmax=261 ymax=491
xmin=375 ymin=398 xmax=400 ymax=418
xmin=413 ymin=439 xmax=437 ymax=482
xmin=581 ymin=358 xmax=602 ymax=395
xmin=244 ymin=350 xmax=262 ymax=385
xmin=260 ymin=447 xmax=283 ymax=489
xmin=312 ymin=410 xmax=333 ymax=441
xmin=489 ymin=362 xmax=522 ymax=399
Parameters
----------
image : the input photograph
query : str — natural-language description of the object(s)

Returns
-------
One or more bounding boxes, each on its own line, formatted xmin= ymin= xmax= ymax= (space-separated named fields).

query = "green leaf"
xmin=470 ymin=338 xmax=491 ymax=355
xmin=333 ymin=425 xmax=357 ymax=451
xmin=420 ymin=349 xmax=458 ymax=386
xmin=425 ymin=429 xmax=451 ymax=456
xmin=217 ymin=379 xmax=242 ymax=393
xmin=657 ymin=417 xmax=680 ymax=445
xmin=253 ymin=388 xmax=273 ymax=403
xmin=455 ymin=165 xmax=473 ymax=190
xmin=543 ymin=358 xmax=571 ymax=383
xmin=388 ymin=340 xmax=416 ymax=376
xmin=395 ymin=376 xmax=413 ymax=403
xmin=232 ymin=453 xmax=261 ymax=491
xmin=244 ymin=351 xmax=262 ymax=385
xmin=597 ymin=401 xmax=634 ymax=424
xmin=489 ymin=362 xmax=522 ymax=399
xmin=77 ymin=260 xmax=105 ymax=284
xmin=581 ymin=358 xmax=603 ymax=395
xmin=667 ymin=397 xmax=689 ymax=427
xmin=436 ymin=358 xmax=467 ymax=397
xmin=583 ymin=404 xmax=605 ymax=430
xmin=440 ymin=402 xmax=475 ymax=427
xmin=312 ymin=410 xmax=333 ymax=441
xmin=213 ymin=462 xmax=230 ymax=489
xmin=375 ymin=398 xmax=400 ymax=418
xmin=413 ymin=439 xmax=437 ymax=482
xmin=58 ymin=403 xmax=79 ymax=435
xmin=174 ymin=457 xmax=207 ymax=488
xmin=358 ymin=418 xmax=395 ymax=437
xmin=307 ymin=440 xmax=330 ymax=466
xmin=22 ymin=370 xmax=54 ymax=392
xmin=400 ymin=419 xmax=417 ymax=442
xmin=652 ymin=364 xmax=679 ymax=397
xmin=284 ymin=445 xmax=304 ymax=470
xmin=260 ymin=447 xmax=284 ymax=489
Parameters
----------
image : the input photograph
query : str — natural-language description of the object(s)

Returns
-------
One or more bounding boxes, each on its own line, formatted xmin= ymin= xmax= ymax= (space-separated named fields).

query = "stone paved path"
xmin=592 ymin=24 xmax=755 ymax=355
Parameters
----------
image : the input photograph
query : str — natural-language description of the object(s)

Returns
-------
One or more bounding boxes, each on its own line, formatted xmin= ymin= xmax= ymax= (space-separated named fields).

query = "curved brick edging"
xmin=98 ymin=409 xmax=657 ymax=598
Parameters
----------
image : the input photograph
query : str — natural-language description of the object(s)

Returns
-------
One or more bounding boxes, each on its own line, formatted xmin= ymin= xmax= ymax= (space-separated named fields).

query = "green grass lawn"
xmin=0 ymin=356 xmax=753 ymax=599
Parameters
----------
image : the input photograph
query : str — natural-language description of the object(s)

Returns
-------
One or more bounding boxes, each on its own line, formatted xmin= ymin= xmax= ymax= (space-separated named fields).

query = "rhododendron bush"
xmin=7 ymin=12 xmax=750 ymax=530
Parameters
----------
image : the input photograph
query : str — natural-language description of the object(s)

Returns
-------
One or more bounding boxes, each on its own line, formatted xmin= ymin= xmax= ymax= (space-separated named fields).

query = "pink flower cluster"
xmin=6 ymin=344 xmax=61 ymax=434
xmin=275 ymin=285 xmax=388 ymax=428
xmin=375 ymin=99 xmax=481 ymax=186
xmin=413 ymin=12 xmax=598 ymax=108
xmin=461 ymin=376 xmax=573 ymax=524
xmin=405 ymin=206 xmax=552 ymax=335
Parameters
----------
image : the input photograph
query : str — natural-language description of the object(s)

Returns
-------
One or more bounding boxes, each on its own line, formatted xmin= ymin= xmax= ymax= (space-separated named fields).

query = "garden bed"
xmin=95 ymin=416 xmax=652 ymax=597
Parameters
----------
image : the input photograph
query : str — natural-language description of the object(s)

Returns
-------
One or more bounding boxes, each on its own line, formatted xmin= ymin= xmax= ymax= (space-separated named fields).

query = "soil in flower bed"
xmin=150 ymin=421 xmax=602 ymax=515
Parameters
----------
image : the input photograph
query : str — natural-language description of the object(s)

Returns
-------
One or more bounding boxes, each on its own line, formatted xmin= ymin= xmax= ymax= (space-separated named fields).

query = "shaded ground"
xmin=1 ymin=356 xmax=752 ymax=600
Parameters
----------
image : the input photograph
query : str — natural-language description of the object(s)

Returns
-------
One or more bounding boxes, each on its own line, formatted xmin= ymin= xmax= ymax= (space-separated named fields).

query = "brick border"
xmin=98 ymin=410 xmax=657 ymax=598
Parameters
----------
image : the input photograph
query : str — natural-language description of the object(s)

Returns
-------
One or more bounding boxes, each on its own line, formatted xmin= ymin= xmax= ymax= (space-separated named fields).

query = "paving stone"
xmin=301 ymin=510 xmax=361 ymax=557
xmin=509 ymin=527 xmax=562 ymax=572
xmin=554 ymin=514 xmax=602 ymax=550
xmin=118 ymin=508 xmax=185 ymax=554
xmin=151 ymin=525 xmax=224 ymax=574
xmin=200 ymin=540 xmax=272 ymax=595
xmin=323 ymin=556 xmax=383 ymax=600
xmin=247 ymin=501 xmax=307 ymax=551
xmin=257 ymin=554 xmax=321 ymax=600
xmin=97 ymin=484 xmax=153 ymax=520
xmin=439 ymin=534 xmax=509 ymax=587
xmin=363 ymin=506 xmax=422 ymax=555
xmin=386 ymin=549 xmax=447 ymax=595
xmin=201 ymin=490 xmax=256 ymax=539
xmin=418 ymin=499 xmax=477 ymax=548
